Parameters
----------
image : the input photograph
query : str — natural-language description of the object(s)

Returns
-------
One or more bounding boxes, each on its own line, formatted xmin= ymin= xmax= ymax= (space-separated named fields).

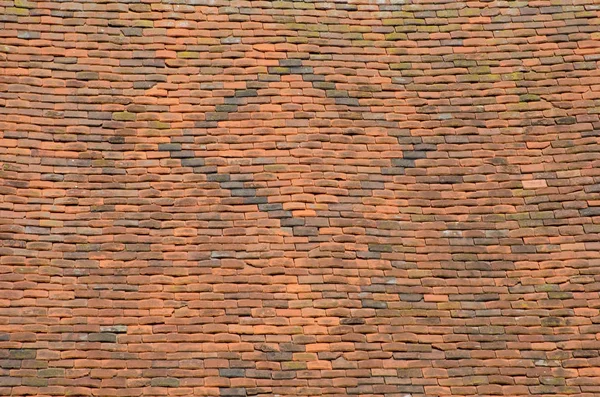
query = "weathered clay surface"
xmin=1 ymin=1 xmax=600 ymax=396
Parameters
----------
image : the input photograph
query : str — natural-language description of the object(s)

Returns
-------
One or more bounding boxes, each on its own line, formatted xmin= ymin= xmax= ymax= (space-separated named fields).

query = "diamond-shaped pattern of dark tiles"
xmin=2 ymin=1 xmax=600 ymax=397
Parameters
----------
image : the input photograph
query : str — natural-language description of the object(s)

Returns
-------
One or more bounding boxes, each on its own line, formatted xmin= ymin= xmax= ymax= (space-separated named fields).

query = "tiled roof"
xmin=1 ymin=1 xmax=600 ymax=396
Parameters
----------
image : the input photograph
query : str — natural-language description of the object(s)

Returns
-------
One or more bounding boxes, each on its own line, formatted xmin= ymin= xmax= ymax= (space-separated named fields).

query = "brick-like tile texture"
xmin=1 ymin=1 xmax=600 ymax=396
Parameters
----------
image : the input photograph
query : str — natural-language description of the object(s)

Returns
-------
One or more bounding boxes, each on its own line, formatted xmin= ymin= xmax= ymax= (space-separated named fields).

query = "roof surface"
xmin=1 ymin=1 xmax=600 ymax=396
